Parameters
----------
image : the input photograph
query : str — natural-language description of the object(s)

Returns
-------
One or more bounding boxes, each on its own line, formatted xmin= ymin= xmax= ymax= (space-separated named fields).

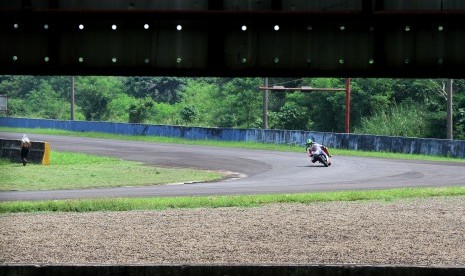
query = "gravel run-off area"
xmin=1 ymin=196 xmax=465 ymax=266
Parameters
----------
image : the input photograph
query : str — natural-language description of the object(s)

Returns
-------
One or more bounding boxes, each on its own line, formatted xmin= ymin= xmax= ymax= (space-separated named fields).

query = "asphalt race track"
xmin=1 ymin=132 xmax=464 ymax=201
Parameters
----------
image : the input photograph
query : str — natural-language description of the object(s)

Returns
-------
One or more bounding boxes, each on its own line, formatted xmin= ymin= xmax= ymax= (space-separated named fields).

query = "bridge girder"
xmin=1 ymin=0 xmax=464 ymax=78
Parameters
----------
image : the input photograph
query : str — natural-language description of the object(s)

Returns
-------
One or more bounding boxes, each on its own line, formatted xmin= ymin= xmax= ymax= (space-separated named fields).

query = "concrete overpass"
xmin=0 ymin=0 xmax=464 ymax=78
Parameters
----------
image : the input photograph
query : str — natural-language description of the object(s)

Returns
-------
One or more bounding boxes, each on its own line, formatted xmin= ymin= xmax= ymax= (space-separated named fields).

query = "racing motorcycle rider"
xmin=305 ymin=139 xmax=332 ymax=165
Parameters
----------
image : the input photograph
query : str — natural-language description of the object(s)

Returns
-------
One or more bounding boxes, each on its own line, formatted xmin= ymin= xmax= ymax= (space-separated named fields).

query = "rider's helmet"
xmin=306 ymin=138 xmax=313 ymax=147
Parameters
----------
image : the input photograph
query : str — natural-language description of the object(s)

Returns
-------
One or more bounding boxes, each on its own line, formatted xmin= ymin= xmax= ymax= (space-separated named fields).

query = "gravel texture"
xmin=1 ymin=196 xmax=465 ymax=266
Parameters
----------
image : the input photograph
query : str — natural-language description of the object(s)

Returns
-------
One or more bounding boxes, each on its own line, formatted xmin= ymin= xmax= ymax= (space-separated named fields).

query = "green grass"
xmin=1 ymin=126 xmax=464 ymax=163
xmin=0 ymin=151 xmax=222 ymax=191
xmin=1 ymin=186 xmax=465 ymax=214
xmin=1 ymin=126 xmax=464 ymax=214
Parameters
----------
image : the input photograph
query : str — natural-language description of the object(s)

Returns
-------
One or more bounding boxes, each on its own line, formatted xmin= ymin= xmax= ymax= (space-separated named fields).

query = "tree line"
xmin=1 ymin=76 xmax=464 ymax=140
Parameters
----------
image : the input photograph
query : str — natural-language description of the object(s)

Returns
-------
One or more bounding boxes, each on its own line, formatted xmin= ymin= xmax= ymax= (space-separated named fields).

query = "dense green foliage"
xmin=1 ymin=76 xmax=464 ymax=139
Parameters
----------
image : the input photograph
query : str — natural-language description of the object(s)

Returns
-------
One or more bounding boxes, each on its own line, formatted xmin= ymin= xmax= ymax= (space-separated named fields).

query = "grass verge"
xmin=1 ymin=186 xmax=465 ymax=214
xmin=0 ymin=151 xmax=222 ymax=191
xmin=1 ymin=127 xmax=464 ymax=163
xmin=1 ymin=127 xmax=464 ymax=214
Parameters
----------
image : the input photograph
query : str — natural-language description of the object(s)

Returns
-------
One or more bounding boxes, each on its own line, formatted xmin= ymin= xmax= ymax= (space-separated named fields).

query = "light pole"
xmin=446 ymin=79 xmax=453 ymax=139
xmin=70 ymin=76 xmax=75 ymax=121
xmin=262 ymin=78 xmax=269 ymax=129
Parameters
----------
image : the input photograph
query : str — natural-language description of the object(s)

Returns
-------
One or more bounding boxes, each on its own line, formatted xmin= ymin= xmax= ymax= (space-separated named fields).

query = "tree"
xmin=180 ymin=105 xmax=196 ymax=123
xmin=220 ymin=78 xmax=263 ymax=128
xmin=75 ymin=76 xmax=124 ymax=121
xmin=350 ymin=78 xmax=395 ymax=128
xmin=124 ymin=77 xmax=187 ymax=104
xmin=277 ymin=78 xmax=347 ymax=132
xmin=107 ymin=93 xmax=136 ymax=122
xmin=128 ymin=97 xmax=155 ymax=124
xmin=151 ymin=102 xmax=180 ymax=125
xmin=0 ymin=76 xmax=41 ymax=98
xmin=178 ymin=79 xmax=218 ymax=126
xmin=271 ymin=102 xmax=313 ymax=130
xmin=452 ymin=79 xmax=465 ymax=139
xmin=1 ymin=75 xmax=465 ymax=140
xmin=25 ymin=80 xmax=69 ymax=119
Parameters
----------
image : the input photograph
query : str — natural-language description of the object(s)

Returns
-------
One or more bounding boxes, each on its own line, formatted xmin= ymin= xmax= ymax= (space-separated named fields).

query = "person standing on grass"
xmin=20 ymin=134 xmax=31 ymax=166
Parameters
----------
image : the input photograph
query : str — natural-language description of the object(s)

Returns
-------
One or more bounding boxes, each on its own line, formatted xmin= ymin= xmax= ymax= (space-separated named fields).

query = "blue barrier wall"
xmin=1 ymin=117 xmax=465 ymax=158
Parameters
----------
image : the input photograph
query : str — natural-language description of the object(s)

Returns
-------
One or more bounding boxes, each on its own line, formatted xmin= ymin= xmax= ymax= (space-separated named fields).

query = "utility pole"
xmin=70 ymin=76 xmax=75 ymax=121
xmin=446 ymin=79 xmax=453 ymax=139
xmin=259 ymin=79 xmax=350 ymax=133
xmin=262 ymin=77 xmax=268 ymax=129
xmin=345 ymin=78 xmax=351 ymax=133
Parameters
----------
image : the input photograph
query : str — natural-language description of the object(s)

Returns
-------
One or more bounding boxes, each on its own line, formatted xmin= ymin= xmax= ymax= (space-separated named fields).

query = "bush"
xmin=271 ymin=103 xmax=313 ymax=131
xmin=354 ymin=104 xmax=429 ymax=137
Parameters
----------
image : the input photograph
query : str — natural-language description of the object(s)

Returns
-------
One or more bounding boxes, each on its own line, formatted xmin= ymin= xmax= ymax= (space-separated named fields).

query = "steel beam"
xmin=1 ymin=0 xmax=465 ymax=78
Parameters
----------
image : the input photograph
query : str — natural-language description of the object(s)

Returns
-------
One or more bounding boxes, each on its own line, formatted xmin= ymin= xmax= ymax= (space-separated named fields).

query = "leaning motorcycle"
xmin=309 ymin=144 xmax=330 ymax=167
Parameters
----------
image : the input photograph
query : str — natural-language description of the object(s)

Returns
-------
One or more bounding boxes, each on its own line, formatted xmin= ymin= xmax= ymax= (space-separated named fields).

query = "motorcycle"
xmin=309 ymin=144 xmax=330 ymax=167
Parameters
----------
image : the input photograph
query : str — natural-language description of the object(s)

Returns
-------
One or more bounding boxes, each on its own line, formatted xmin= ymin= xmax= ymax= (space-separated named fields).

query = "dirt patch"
xmin=1 ymin=196 xmax=465 ymax=265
